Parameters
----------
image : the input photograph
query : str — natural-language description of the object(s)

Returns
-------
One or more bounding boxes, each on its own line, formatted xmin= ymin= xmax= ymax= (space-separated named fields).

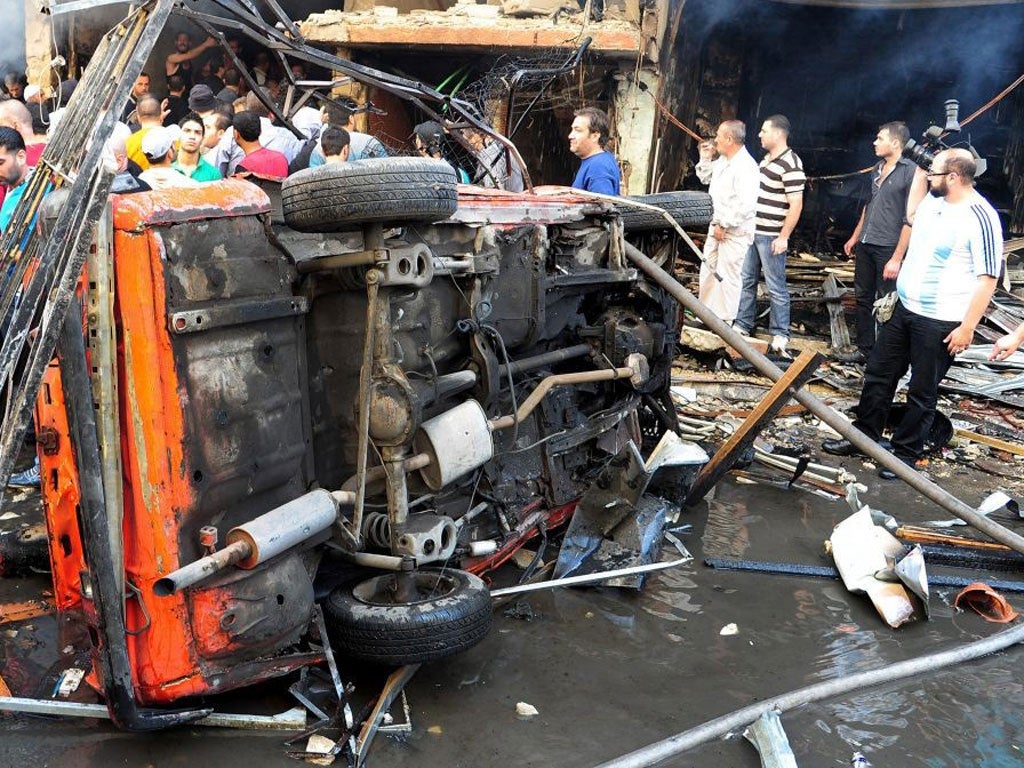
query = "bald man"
xmin=822 ymin=149 xmax=1003 ymax=478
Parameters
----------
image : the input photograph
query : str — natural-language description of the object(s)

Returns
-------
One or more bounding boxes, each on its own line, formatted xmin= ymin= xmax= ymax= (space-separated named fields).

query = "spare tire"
xmin=618 ymin=190 xmax=713 ymax=232
xmin=323 ymin=568 xmax=492 ymax=665
xmin=282 ymin=157 xmax=458 ymax=232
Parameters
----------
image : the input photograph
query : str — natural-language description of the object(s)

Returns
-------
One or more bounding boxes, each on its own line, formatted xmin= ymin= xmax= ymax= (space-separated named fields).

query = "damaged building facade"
xmin=17 ymin=0 xmax=1024 ymax=237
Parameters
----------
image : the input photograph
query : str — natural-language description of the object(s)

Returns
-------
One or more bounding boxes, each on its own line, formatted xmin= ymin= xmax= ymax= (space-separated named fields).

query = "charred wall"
xmin=659 ymin=0 xmax=1024 ymax=241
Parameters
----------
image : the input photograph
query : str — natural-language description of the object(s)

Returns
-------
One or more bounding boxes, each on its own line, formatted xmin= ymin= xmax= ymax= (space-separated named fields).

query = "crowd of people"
xmin=684 ymin=112 xmax=1016 ymax=479
xmin=3 ymin=39 xmax=1023 ymax=489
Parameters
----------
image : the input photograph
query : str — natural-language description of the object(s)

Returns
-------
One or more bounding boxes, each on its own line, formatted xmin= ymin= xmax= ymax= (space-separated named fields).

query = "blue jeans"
xmin=852 ymin=301 xmax=959 ymax=460
xmin=735 ymin=234 xmax=790 ymax=338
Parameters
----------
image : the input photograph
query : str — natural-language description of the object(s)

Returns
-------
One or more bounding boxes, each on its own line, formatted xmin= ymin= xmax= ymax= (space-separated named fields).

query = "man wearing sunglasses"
xmin=823 ymin=148 xmax=1002 ymax=478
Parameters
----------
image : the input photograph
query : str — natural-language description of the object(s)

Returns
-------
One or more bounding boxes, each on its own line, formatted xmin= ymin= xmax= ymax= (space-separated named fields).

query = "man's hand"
xmin=990 ymin=325 xmax=1024 ymax=360
xmin=160 ymin=98 xmax=171 ymax=123
xmin=843 ymin=236 xmax=857 ymax=257
xmin=882 ymin=256 xmax=902 ymax=280
xmin=943 ymin=325 xmax=975 ymax=356
xmin=698 ymin=141 xmax=715 ymax=162
xmin=712 ymin=224 xmax=727 ymax=242
xmin=770 ymin=236 xmax=788 ymax=256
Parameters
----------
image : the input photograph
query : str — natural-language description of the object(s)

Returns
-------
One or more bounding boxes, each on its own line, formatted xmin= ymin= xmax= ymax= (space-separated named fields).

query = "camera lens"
xmin=902 ymin=139 xmax=935 ymax=171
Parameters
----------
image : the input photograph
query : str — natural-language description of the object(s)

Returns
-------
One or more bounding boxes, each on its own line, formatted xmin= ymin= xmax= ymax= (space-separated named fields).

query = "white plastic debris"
xmin=516 ymin=702 xmax=539 ymax=717
xmin=719 ymin=623 xmax=739 ymax=636
xmin=55 ymin=667 xmax=85 ymax=698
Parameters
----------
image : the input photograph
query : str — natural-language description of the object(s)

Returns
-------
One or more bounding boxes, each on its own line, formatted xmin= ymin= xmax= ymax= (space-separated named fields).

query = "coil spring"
xmin=362 ymin=512 xmax=391 ymax=549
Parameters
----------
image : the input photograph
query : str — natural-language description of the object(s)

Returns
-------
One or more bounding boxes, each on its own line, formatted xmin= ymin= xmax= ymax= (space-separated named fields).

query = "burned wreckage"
xmin=0 ymin=0 xmax=713 ymax=730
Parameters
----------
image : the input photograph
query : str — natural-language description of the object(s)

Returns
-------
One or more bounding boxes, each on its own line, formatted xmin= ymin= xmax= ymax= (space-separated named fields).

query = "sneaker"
xmin=770 ymin=335 xmax=792 ymax=360
xmin=731 ymin=323 xmax=752 ymax=337
xmin=7 ymin=458 xmax=40 ymax=488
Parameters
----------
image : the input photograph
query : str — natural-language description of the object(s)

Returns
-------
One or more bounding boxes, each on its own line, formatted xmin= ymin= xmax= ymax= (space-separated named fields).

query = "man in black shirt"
xmin=842 ymin=121 xmax=916 ymax=361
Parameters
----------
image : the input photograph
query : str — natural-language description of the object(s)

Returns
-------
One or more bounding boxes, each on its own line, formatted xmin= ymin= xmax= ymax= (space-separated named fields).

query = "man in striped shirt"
xmin=822 ymin=149 xmax=1002 ymax=478
xmin=733 ymin=115 xmax=805 ymax=356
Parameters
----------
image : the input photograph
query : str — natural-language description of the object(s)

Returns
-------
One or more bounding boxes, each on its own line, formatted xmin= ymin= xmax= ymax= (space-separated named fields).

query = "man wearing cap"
xmin=138 ymin=127 xmax=199 ymax=190
xmin=125 ymin=95 xmax=166 ymax=171
xmin=173 ymin=113 xmax=222 ymax=182
xmin=187 ymin=83 xmax=219 ymax=116
xmin=23 ymin=84 xmax=49 ymax=135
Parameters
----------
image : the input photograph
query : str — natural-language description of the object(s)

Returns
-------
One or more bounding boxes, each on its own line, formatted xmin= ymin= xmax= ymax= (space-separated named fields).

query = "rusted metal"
xmin=686 ymin=350 xmax=823 ymax=506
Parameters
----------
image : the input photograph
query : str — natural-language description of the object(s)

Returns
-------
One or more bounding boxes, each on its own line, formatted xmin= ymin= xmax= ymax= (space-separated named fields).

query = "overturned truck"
xmin=0 ymin=0 xmax=719 ymax=729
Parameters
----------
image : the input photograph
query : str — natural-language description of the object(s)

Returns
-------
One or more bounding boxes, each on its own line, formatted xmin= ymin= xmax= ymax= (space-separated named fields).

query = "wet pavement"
xmin=2 ymin=450 xmax=1024 ymax=767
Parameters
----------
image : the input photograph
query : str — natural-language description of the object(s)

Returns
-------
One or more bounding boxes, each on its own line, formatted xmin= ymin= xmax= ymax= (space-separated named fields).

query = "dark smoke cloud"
xmin=683 ymin=0 xmax=1024 ymax=174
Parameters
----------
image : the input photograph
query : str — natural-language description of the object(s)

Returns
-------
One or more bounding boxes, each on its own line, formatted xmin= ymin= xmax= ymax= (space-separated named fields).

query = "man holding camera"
xmin=695 ymin=120 xmax=759 ymax=324
xmin=843 ymin=122 xmax=916 ymax=362
xmin=823 ymin=149 xmax=1002 ymax=478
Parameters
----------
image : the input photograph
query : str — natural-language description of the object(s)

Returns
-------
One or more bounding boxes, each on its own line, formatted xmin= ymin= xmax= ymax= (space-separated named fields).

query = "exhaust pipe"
xmin=154 ymin=489 xmax=338 ymax=596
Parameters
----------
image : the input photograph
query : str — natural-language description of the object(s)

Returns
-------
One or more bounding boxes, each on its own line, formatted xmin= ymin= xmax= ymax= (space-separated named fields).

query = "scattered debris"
xmin=826 ymin=508 xmax=924 ymax=628
xmin=516 ymin=702 xmax=539 ymax=717
xmin=743 ymin=709 xmax=798 ymax=768
xmin=953 ymin=583 xmax=1021 ymax=623
xmin=720 ymin=623 xmax=739 ymax=636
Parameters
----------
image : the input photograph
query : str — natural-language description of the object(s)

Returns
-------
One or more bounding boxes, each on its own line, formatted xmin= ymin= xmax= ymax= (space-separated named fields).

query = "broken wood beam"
xmin=823 ymin=273 xmax=852 ymax=351
xmin=685 ymin=349 xmax=823 ymax=506
xmin=953 ymin=428 xmax=1024 ymax=456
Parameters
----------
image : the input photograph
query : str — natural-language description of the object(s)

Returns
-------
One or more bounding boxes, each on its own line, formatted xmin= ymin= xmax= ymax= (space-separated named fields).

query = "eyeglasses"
xmin=925 ymin=171 xmax=953 ymax=178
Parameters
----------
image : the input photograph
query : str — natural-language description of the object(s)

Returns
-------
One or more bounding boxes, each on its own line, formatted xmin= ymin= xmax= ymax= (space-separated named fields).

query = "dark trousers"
xmin=854 ymin=242 xmax=896 ymax=355
xmin=852 ymin=302 xmax=958 ymax=460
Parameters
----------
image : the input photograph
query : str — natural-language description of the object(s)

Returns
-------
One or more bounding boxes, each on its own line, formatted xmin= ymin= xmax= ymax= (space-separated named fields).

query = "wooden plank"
xmin=685 ymin=349 xmax=823 ymax=506
xmin=953 ymin=428 xmax=1024 ymax=457
xmin=823 ymin=274 xmax=852 ymax=351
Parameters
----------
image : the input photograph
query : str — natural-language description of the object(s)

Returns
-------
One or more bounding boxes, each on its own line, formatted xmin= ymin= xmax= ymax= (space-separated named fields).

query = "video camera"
xmin=902 ymin=99 xmax=987 ymax=177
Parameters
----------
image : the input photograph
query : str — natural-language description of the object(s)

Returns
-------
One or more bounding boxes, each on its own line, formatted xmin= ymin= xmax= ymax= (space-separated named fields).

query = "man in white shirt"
xmin=822 ymin=149 xmax=1002 ymax=477
xmin=694 ymin=120 xmax=760 ymax=324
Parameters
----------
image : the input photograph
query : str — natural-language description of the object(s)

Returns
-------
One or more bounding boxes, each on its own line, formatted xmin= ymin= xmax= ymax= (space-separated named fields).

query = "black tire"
xmin=323 ymin=568 xmax=492 ymax=665
xmin=618 ymin=191 xmax=713 ymax=232
xmin=281 ymin=157 xmax=458 ymax=232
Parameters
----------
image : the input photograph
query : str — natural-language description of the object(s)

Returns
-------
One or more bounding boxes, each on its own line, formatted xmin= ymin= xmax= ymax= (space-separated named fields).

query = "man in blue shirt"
xmin=569 ymin=107 xmax=620 ymax=195
xmin=0 ymin=126 xmax=31 ymax=232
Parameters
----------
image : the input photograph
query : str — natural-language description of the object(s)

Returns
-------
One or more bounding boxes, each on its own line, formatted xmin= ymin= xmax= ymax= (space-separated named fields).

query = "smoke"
xmin=0 ymin=0 xmax=26 ymax=79
xmin=682 ymin=0 xmax=1024 ymax=171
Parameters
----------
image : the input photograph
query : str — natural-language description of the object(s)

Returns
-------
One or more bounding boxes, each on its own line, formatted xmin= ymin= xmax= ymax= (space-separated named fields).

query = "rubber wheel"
xmin=618 ymin=191 xmax=713 ymax=232
xmin=323 ymin=568 xmax=492 ymax=665
xmin=281 ymin=157 xmax=458 ymax=232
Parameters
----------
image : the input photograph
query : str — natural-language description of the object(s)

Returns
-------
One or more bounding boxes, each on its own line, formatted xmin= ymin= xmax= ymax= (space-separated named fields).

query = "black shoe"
xmin=821 ymin=438 xmax=861 ymax=457
xmin=879 ymin=456 xmax=918 ymax=480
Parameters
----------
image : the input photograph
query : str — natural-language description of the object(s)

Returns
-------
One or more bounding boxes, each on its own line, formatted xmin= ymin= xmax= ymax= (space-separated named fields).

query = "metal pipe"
xmin=595 ymin=621 xmax=1024 ymax=768
xmin=152 ymin=541 xmax=251 ymax=597
xmin=349 ymin=269 xmax=381 ymax=548
xmin=154 ymin=490 xmax=338 ymax=596
xmin=498 ymin=344 xmax=593 ymax=377
xmin=623 ymin=242 xmax=1024 ymax=555
xmin=489 ymin=555 xmax=692 ymax=598
xmin=339 ymin=452 xmax=431 ymax=493
xmin=489 ymin=366 xmax=636 ymax=431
